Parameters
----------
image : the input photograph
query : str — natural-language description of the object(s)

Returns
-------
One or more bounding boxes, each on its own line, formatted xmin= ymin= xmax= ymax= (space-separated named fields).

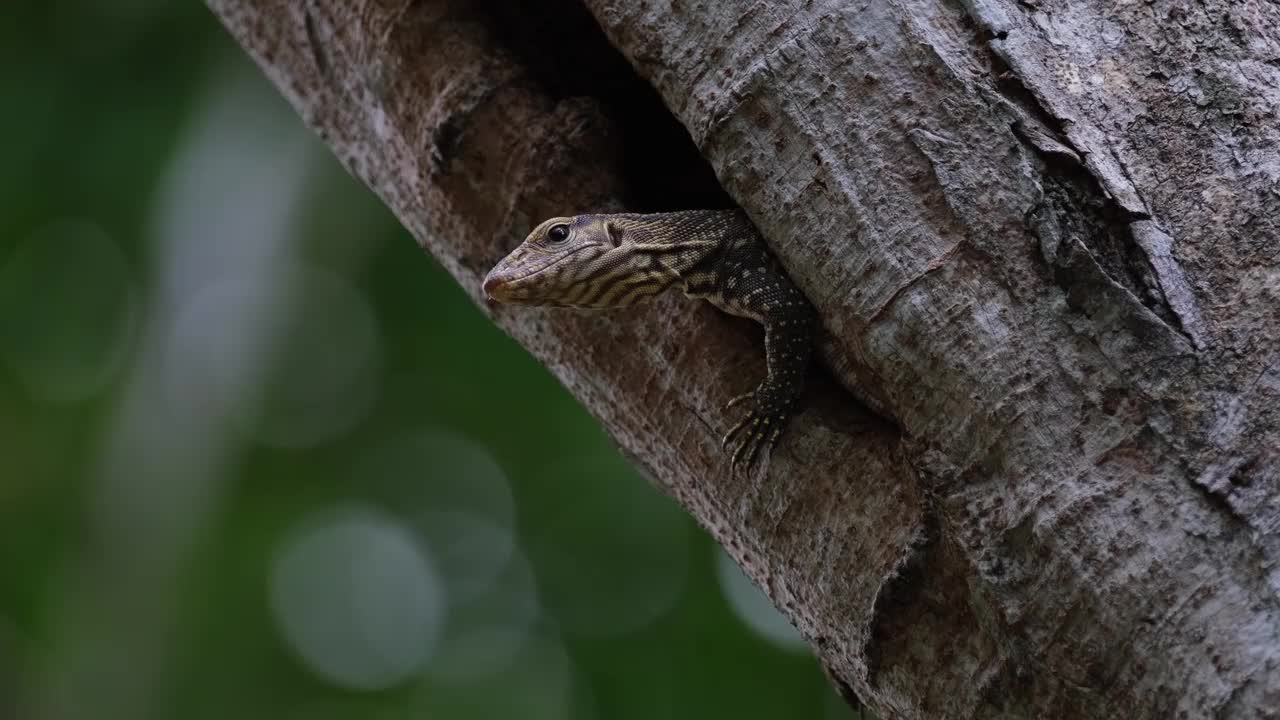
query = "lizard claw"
xmin=722 ymin=390 xmax=791 ymax=477
xmin=722 ymin=392 xmax=754 ymax=413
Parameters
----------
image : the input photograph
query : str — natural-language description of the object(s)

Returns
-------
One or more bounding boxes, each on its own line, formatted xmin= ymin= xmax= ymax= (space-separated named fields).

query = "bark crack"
xmin=302 ymin=6 xmax=332 ymax=81
xmin=1023 ymin=144 xmax=1198 ymax=353
xmin=864 ymin=239 xmax=968 ymax=327
xmin=961 ymin=3 xmax=1206 ymax=351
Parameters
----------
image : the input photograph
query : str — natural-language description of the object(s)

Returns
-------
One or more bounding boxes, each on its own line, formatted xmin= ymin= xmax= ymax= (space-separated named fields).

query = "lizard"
xmin=482 ymin=209 xmax=817 ymax=474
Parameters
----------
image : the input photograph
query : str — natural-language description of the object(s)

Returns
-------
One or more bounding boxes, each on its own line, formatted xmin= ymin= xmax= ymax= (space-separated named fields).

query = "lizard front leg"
xmin=689 ymin=250 xmax=817 ymax=474
xmin=722 ymin=297 xmax=816 ymax=473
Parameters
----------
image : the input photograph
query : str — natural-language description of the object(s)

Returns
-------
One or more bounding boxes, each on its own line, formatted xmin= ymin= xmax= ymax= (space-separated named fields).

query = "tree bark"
xmin=208 ymin=1 xmax=1280 ymax=718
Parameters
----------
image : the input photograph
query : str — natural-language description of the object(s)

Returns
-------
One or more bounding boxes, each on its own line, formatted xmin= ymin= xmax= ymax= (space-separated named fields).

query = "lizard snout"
xmin=482 ymin=267 xmax=514 ymax=302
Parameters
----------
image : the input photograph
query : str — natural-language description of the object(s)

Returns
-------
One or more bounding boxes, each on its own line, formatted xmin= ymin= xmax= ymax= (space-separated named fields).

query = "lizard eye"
xmin=546 ymin=224 xmax=570 ymax=243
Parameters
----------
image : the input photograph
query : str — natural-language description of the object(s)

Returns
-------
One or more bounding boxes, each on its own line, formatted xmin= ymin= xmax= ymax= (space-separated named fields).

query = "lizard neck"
xmin=613 ymin=209 xmax=747 ymax=280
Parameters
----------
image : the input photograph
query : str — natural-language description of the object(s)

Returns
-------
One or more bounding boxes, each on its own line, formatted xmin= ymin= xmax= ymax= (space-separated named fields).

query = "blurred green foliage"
xmin=0 ymin=4 xmax=859 ymax=720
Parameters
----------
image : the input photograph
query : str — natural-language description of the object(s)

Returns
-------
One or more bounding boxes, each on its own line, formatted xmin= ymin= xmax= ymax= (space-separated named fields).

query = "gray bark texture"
xmin=208 ymin=1 xmax=1280 ymax=718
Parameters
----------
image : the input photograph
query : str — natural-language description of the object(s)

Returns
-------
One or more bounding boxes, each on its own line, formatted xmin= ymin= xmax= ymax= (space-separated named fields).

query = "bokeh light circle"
xmin=527 ymin=455 xmax=690 ymax=637
xmin=269 ymin=506 xmax=444 ymax=691
xmin=715 ymin=548 xmax=807 ymax=652
xmin=253 ymin=265 xmax=381 ymax=447
xmin=411 ymin=630 xmax=586 ymax=720
xmin=352 ymin=431 xmax=542 ymax=681
xmin=357 ymin=429 xmax=517 ymax=531
xmin=427 ymin=543 xmax=541 ymax=683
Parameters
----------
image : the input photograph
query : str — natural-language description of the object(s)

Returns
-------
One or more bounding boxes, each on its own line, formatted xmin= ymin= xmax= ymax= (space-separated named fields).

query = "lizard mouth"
xmin=482 ymin=265 xmax=523 ymax=301
xmin=482 ymin=246 xmax=595 ymax=303
xmin=482 ymin=266 xmax=525 ymax=301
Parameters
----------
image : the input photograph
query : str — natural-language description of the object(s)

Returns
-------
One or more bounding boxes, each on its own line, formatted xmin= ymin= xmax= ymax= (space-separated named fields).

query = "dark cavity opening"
xmin=479 ymin=0 xmax=734 ymax=212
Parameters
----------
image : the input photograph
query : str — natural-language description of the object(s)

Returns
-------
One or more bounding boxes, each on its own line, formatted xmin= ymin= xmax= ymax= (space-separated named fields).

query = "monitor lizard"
xmin=483 ymin=209 xmax=817 ymax=474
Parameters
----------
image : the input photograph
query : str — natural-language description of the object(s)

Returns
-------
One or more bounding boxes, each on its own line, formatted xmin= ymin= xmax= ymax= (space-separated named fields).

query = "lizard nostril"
xmin=482 ymin=270 xmax=507 ymax=300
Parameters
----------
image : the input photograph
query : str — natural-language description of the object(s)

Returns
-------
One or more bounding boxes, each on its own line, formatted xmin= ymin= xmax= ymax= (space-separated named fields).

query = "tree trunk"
xmin=208 ymin=1 xmax=1280 ymax=718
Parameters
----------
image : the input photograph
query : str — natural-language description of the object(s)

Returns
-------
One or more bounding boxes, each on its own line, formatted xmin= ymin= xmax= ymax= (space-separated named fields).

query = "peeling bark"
xmin=208 ymin=1 xmax=1280 ymax=718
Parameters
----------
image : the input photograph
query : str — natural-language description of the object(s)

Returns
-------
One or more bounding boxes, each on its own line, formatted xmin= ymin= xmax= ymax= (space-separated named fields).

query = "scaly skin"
xmin=483 ymin=209 xmax=816 ymax=474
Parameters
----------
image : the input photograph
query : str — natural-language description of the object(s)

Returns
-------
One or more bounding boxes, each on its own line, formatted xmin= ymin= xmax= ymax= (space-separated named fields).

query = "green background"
xmin=0 ymin=5 xmax=860 ymax=719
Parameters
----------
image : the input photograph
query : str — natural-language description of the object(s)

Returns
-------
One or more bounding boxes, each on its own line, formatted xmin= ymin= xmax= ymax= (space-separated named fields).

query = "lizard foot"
xmin=721 ymin=392 xmax=789 ymax=476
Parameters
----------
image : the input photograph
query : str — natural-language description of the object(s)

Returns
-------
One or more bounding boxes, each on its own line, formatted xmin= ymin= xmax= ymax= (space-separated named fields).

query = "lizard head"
xmin=484 ymin=214 xmax=664 ymax=307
